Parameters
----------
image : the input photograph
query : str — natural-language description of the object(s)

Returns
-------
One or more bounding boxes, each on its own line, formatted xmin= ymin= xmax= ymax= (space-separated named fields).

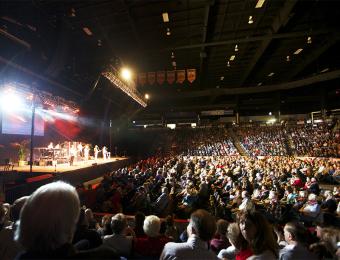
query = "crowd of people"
xmin=235 ymin=123 xmax=339 ymax=158
xmin=1 ymin=123 xmax=340 ymax=259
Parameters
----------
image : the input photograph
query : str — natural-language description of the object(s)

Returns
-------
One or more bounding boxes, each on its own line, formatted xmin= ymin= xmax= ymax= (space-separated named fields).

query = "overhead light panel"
xmin=166 ymin=28 xmax=171 ymax=36
xmin=248 ymin=16 xmax=254 ymax=24
xmin=235 ymin=44 xmax=239 ymax=52
xmin=293 ymin=48 xmax=303 ymax=55
xmin=268 ymin=72 xmax=275 ymax=77
xmin=230 ymin=55 xmax=235 ymax=61
xmin=162 ymin=12 xmax=169 ymax=23
xmin=83 ymin=27 xmax=92 ymax=36
xmin=255 ymin=0 xmax=266 ymax=8
xmin=307 ymin=36 xmax=312 ymax=44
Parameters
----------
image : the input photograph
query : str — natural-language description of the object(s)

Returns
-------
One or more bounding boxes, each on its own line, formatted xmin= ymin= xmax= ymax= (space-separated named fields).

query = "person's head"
xmin=135 ymin=211 xmax=145 ymax=227
xmin=11 ymin=196 xmax=29 ymax=222
xmin=241 ymin=190 xmax=248 ymax=199
xmin=238 ymin=210 xmax=278 ymax=256
xmin=284 ymin=222 xmax=306 ymax=244
xmin=143 ymin=215 xmax=161 ymax=238
xmin=0 ymin=203 xmax=5 ymax=225
xmin=227 ymin=222 xmax=248 ymax=250
xmin=187 ymin=209 xmax=216 ymax=241
xmin=111 ymin=213 xmax=127 ymax=235
xmin=15 ymin=181 xmax=80 ymax=252
xmin=216 ymin=219 xmax=229 ymax=237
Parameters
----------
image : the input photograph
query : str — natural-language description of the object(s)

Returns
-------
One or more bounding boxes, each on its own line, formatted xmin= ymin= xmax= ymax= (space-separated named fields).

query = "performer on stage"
xmin=84 ymin=144 xmax=90 ymax=161
xmin=94 ymin=145 xmax=100 ymax=160
xmin=69 ymin=145 xmax=76 ymax=166
xmin=77 ymin=142 xmax=83 ymax=158
xmin=102 ymin=146 xmax=107 ymax=160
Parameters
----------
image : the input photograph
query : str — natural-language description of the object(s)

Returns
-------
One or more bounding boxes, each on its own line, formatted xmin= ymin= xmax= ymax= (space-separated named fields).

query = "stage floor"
xmin=13 ymin=157 xmax=127 ymax=173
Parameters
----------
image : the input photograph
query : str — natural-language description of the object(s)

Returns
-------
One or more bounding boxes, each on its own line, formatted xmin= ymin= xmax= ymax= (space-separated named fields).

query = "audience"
xmin=160 ymin=209 xmax=217 ymax=260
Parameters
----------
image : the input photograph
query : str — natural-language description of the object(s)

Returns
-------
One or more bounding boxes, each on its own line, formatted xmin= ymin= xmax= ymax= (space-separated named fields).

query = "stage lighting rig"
xmin=102 ymin=64 xmax=147 ymax=107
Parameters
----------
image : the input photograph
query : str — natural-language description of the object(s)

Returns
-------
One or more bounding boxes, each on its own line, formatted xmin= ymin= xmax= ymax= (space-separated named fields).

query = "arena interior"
xmin=1 ymin=0 xmax=340 ymax=259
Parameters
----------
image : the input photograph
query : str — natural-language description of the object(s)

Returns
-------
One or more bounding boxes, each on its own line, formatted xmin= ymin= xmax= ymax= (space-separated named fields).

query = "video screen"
xmin=2 ymin=109 xmax=44 ymax=136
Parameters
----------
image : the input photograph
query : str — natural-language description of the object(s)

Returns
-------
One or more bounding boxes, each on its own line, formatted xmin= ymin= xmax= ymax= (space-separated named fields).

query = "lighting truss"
xmin=102 ymin=65 xmax=147 ymax=107
xmin=0 ymin=82 xmax=79 ymax=113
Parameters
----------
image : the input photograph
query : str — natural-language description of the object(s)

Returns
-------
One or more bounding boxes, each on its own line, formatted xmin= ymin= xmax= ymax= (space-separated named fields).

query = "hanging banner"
xmin=148 ymin=72 xmax=156 ymax=85
xmin=176 ymin=70 xmax=186 ymax=84
xmin=157 ymin=71 xmax=165 ymax=85
xmin=167 ymin=70 xmax=175 ymax=85
xmin=187 ymin=69 xmax=196 ymax=83
xmin=138 ymin=73 xmax=147 ymax=86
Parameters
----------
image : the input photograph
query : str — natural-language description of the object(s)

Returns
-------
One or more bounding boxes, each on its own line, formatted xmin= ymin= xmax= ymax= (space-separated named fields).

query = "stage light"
xmin=269 ymin=112 xmax=272 ymax=115
xmin=121 ymin=68 xmax=132 ymax=80
xmin=248 ymin=16 xmax=254 ymax=24
xmin=0 ymin=89 xmax=25 ymax=112
xmin=145 ymin=93 xmax=149 ymax=100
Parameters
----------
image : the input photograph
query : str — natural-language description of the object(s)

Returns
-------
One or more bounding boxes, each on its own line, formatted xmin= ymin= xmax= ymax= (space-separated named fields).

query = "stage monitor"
xmin=1 ymin=109 xmax=44 ymax=136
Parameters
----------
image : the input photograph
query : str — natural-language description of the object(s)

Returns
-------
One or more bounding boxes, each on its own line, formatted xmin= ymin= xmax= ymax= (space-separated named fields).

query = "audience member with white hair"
xmin=134 ymin=215 xmax=170 ymax=258
xmin=15 ymin=181 xmax=117 ymax=259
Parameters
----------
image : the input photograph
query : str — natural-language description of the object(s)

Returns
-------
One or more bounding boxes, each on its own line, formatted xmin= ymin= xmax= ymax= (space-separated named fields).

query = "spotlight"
xmin=166 ymin=28 xmax=171 ymax=36
xmin=121 ymin=68 xmax=132 ymax=80
xmin=235 ymin=44 xmax=239 ymax=52
xmin=144 ymin=93 xmax=149 ymax=100
xmin=248 ymin=16 xmax=254 ymax=24
xmin=286 ymin=55 xmax=290 ymax=62
xmin=227 ymin=61 xmax=230 ymax=67
xmin=0 ymin=89 xmax=25 ymax=112
xmin=307 ymin=36 xmax=312 ymax=44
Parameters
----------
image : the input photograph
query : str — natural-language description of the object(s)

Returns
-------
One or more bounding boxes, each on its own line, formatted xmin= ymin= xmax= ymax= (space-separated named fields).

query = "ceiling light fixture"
xmin=307 ymin=36 xmax=312 ymax=44
xmin=268 ymin=72 xmax=275 ymax=77
xmin=171 ymin=52 xmax=175 ymax=59
xmin=227 ymin=61 xmax=230 ymax=67
xmin=248 ymin=16 xmax=254 ymax=24
xmin=230 ymin=55 xmax=236 ymax=61
xmin=320 ymin=68 xmax=329 ymax=73
xmin=257 ymin=82 xmax=262 ymax=86
xmin=286 ymin=55 xmax=290 ymax=62
xmin=293 ymin=48 xmax=303 ymax=55
xmin=83 ymin=27 xmax=93 ymax=36
xmin=255 ymin=0 xmax=266 ymax=8
xmin=166 ymin=28 xmax=171 ymax=36
xmin=162 ymin=12 xmax=169 ymax=23
xmin=220 ymin=76 xmax=224 ymax=81
xmin=235 ymin=44 xmax=239 ymax=52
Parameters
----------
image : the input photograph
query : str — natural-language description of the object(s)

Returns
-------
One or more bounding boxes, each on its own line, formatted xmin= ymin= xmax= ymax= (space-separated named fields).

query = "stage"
xmin=12 ymin=157 xmax=126 ymax=173
xmin=2 ymin=157 xmax=133 ymax=203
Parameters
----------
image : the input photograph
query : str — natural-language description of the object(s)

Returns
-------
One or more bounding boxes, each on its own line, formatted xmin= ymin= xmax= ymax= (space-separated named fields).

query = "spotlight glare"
xmin=0 ymin=90 xmax=25 ymax=112
xmin=144 ymin=93 xmax=149 ymax=100
xmin=121 ymin=68 xmax=132 ymax=80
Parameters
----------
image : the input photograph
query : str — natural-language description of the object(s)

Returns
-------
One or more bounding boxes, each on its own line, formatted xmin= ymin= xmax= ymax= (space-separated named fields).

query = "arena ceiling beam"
xmin=238 ymin=0 xmax=298 ymax=87
xmin=284 ymin=34 xmax=340 ymax=81
xmin=198 ymin=0 xmax=215 ymax=84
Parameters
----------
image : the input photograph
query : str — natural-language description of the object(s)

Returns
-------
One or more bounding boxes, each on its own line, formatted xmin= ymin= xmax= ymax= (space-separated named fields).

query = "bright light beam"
xmin=121 ymin=68 xmax=132 ymax=80
xmin=0 ymin=90 xmax=26 ymax=112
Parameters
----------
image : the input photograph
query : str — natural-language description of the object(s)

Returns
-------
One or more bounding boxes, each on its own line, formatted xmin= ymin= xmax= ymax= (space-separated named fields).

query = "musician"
xmin=84 ymin=145 xmax=90 ymax=161
xmin=69 ymin=145 xmax=76 ymax=166
xmin=94 ymin=145 xmax=100 ymax=160
xmin=102 ymin=146 xmax=108 ymax=160
xmin=77 ymin=143 xmax=83 ymax=157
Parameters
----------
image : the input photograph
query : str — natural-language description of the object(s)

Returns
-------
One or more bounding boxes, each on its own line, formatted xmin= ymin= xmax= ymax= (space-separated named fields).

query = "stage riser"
xmin=4 ymin=158 xmax=132 ymax=203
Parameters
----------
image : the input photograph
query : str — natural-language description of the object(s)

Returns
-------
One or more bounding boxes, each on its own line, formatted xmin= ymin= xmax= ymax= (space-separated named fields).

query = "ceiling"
xmin=1 ymin=0 xmax=340 ymax=119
